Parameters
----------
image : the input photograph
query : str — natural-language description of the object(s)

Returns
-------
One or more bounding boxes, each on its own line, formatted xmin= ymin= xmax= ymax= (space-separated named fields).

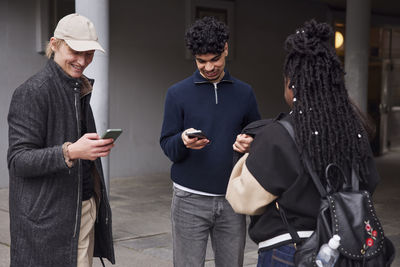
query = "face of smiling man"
xmin=51 ymin=38 xmax=94 ymax=78
xmin=195 ymin=43 xmax=228 ymax=83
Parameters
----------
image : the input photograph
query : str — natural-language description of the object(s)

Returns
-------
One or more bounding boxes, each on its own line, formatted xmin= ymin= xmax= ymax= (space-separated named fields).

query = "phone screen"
xmin=101 ymin=129 xmax=123 ymax=141
xmin=185 ymin=130 xmax=208 ymax=139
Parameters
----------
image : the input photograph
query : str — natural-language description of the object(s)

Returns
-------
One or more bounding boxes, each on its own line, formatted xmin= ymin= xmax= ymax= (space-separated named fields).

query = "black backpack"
xmin=277 ymin=120 xmax=395 ymax=267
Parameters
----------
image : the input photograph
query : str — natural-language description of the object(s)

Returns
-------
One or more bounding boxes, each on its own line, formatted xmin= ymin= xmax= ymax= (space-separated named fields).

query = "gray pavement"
xmin=0 ymin=150 xmax=399 ymax=266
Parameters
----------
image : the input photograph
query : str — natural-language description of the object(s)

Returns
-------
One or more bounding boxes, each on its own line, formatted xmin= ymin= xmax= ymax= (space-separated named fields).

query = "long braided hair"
xmin=283 ymin=20 xmax=370 ymax=186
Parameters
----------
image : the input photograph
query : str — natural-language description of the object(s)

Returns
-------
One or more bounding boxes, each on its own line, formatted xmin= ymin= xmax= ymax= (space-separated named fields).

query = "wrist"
xmin=67 ymin=142 xmax=77 ymax=160
xmin=62 ymin=142 xmax=76 ymax=167
xmin=181 ymin=131 xmax=188 ymax=146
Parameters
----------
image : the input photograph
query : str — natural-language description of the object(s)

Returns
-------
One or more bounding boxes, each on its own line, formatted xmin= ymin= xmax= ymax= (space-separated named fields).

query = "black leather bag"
xmin=293 ymin=180 xmax=395 ymax=267
xmin=278 ymin=120 xmax=395 ymax=267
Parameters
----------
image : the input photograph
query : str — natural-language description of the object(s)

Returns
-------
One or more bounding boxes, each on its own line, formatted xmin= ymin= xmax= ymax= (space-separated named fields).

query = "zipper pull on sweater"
xmin=213 ymin=82 xmax=218 ymax=104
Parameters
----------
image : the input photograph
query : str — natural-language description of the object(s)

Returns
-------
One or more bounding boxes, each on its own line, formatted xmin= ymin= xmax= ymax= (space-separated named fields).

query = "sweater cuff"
xmin=62 ymin=142 xmax=76 ymax=168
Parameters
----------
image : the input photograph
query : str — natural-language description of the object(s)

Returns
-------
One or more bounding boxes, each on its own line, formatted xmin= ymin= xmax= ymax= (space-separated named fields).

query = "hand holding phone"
xmin=185 ymin=130 xmax=208 ymax=140
xmin=101 ymin=129 xmax=123 ymax=142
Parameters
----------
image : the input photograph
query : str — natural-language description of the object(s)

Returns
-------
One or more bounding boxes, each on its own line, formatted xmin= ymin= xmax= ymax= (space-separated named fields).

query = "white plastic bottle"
xmin=315 ymin=235 xmax=341 ymax=267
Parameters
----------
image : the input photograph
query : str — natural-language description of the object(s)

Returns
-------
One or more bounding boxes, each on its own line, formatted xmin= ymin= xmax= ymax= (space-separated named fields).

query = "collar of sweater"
xmin=193 ymin=69 xmax=233 ymax=84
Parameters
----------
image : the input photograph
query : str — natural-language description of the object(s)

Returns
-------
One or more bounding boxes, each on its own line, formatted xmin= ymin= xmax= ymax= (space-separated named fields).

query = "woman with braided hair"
xmin=226 ymin=20 xmax=380 ymax=266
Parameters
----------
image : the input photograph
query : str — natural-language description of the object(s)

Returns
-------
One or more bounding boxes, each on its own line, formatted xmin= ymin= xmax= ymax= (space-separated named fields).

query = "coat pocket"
xmin=21 ymin=178 xmax=51 ymax=222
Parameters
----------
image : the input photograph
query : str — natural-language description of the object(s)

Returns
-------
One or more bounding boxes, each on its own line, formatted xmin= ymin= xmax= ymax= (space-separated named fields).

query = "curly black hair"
xmin=185 ymin=16 xmax=229 ymax=55
xmin=283 ymin=20 xmax=371 ymax=187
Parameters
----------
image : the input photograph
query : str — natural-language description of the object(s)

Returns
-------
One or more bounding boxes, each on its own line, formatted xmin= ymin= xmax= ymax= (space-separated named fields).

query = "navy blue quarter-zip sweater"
xmin=160 ymin=70 xmax=261 ymax=194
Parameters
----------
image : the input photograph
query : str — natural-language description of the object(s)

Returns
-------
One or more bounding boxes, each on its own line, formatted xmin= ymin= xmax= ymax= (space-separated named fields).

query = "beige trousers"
xmin=77 ymin=196 xmax=97 ymax=267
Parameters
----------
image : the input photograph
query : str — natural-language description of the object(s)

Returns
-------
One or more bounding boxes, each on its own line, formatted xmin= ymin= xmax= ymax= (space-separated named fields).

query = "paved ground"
xmin=0 ymin=150 xmax=399 ymax=266
xmin=98 ymin=173 xmax=259 ymax=267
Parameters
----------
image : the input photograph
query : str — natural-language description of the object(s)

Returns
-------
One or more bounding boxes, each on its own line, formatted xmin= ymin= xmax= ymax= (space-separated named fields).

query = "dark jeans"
xmin=257 ymin=244 xmax=296 ymax=267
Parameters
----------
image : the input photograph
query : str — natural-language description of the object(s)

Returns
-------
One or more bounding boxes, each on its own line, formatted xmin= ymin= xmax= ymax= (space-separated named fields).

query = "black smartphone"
xmin=101 ymin=129 xmax=123 ymax=141
xmin=185 ymin=130 xmax=208 ymax=139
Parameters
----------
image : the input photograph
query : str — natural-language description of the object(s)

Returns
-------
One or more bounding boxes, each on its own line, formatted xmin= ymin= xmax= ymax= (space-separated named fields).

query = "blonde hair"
xmin=45 ymin=38 xmax=65 ymax=58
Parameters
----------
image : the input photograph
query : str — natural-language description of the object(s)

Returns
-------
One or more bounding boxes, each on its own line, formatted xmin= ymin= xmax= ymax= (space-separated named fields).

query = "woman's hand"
xmin=233 ymin=134 xmax=254 ymax=153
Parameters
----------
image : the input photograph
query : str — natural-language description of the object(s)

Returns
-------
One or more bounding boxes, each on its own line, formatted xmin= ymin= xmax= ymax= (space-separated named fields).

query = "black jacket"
xmin=7 ymin=59 xmax=115 ymax=266
xmin=245 ymin=114 xmax=379 ymax=248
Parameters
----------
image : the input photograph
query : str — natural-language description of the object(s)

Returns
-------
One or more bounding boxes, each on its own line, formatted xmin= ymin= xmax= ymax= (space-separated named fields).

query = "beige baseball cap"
xmin=54 ymin=13 xmax=105 ymax=53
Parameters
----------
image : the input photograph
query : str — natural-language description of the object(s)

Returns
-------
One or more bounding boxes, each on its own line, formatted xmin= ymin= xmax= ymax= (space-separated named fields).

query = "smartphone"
xmin=101 ymin=129 xmax=123 ymax=141
xmin=185 ymin=130 xmax=208 ymax=139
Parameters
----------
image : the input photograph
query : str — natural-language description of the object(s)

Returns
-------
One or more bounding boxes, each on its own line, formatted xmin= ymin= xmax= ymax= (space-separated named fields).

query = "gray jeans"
xmin=171 ymin=187 xmax=246 ymax=267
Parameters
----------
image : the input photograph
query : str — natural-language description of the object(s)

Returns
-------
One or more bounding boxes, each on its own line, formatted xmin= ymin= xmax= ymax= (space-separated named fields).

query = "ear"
xmin=49 ymin=37 xmax=58 ymax=52
xmin=224 ymin=42 xmax=229 ymax=56
xmin=284 ymin=77 xmax=294 ymax=108
xmin=285 ymin=77 xmax=290 ymax=89
xmin=286 ymin=78 xmax=294 ymax=96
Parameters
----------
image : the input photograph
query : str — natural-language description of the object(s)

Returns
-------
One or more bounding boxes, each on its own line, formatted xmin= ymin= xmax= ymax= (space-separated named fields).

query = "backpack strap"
xmin=275 ymin=202 xmax=302 ymax=245
xmin=275 ymin=119 xmax=324 ymax=246
xmin=277 ymin=120 xmax=327 ymax=197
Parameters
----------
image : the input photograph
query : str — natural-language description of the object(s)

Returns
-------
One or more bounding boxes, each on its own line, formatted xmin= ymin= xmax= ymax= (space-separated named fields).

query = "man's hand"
xmin=233 ymin=134 xmax=254 ymax=153
xmin=68 ymin=133 xmax=115 ymax=161
xmin=182 ymin=128 xmax=210 ymax=150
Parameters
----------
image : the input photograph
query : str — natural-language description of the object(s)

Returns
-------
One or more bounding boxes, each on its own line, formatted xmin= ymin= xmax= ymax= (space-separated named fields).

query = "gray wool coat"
xmin=7 ymin=59 xmax=115 ymax=266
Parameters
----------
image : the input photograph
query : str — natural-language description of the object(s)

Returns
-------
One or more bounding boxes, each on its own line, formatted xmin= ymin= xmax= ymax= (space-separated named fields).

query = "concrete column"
xmin=76 ymin=0 xmax=110 ymax=193
xmin=344 ymin=0 xmax=371 ymax=112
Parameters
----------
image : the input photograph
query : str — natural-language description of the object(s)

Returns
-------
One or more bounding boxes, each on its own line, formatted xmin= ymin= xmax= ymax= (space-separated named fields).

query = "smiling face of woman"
xmin=51 ymin=38 xmax=95 ymax=78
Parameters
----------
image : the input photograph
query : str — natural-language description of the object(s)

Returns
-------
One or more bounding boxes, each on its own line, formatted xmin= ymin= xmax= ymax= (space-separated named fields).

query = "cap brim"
xmin=65 ymin=39 xmax=105 ymax=53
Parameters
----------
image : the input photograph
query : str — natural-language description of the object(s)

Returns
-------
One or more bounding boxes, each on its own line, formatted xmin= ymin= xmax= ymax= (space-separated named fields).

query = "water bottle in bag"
xmin=315 ymin=235 xmax=341 ymax=267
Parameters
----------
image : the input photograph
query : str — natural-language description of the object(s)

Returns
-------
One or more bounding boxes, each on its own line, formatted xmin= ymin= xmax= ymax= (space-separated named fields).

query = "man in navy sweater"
xmin=160 ymin=16 xmax=261 ymax=267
